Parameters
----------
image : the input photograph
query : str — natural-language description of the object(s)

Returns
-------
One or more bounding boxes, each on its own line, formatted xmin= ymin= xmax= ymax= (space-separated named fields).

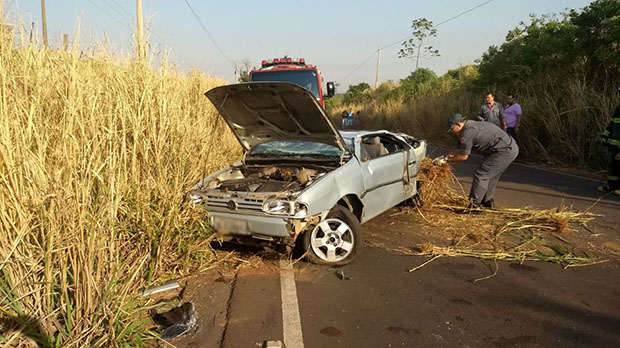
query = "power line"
xmin=434 ymin=0 xmax=496 ymax=27
xmin=101 ymin=0 xmax=132 ymax=22
xmin=337 ymin=0 xmax=497 ymax=84
xmin=337 ymin=50 xmax=377 ymax=86
xmin=107 ymin=0 xmax=133 ymax=18
xmin=183 ymin=0 xmax=236 ymax=70
xmin=86 ymin=0 xmax=129 ymax=28
xmin=85 ymin=0 xmax=197 ymax=69
xmin=381 ymin=0 xmax=496 ymax=50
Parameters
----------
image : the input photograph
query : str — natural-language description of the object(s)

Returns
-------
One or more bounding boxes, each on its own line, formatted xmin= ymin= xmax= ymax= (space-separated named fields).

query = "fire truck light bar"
xmin=261 ymin=57 xmax=307 ymax=67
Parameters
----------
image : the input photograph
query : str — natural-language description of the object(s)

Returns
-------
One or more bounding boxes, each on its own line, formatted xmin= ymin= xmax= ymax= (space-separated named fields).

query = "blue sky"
xmin=8 ymin=0 xmax=593 ymax=89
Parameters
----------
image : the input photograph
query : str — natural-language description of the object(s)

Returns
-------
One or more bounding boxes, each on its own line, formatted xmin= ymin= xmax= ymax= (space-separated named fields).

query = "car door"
xmin=359 ymin=135 xmax=407 ymax=222
xmin=400 ymin=134 xmax=426 ymax=179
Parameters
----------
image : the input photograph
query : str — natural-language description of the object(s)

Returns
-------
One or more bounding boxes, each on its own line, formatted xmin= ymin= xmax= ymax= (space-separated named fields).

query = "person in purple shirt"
xmin=504 ymin=95 xmax=522 ymax=141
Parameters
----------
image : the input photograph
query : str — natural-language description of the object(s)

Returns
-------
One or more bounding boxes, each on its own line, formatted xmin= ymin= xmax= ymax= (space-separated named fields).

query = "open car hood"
xmin=205 ymin=82 xmax=348 ymax=153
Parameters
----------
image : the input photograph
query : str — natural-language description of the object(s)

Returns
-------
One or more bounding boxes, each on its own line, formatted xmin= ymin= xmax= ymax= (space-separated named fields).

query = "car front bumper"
xmin=209 ymin=211 xmax=291 ymax=238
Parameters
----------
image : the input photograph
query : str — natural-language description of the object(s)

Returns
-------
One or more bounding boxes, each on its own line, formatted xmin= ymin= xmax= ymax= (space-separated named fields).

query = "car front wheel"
xmin=302 ymin=205 xmax=362 ymax=265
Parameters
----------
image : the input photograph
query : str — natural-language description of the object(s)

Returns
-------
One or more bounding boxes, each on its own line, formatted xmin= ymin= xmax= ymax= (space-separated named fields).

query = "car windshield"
xmin=250 ymin=70 xmax=319 ymax=98
xmin=249 ymin=140 xmax=343 ymax=158
xmin=342 ymin=137 xmax=355 ymax=152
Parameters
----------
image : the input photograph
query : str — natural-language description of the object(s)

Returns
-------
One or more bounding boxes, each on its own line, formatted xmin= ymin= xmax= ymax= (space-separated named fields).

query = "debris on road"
xmin=403 ymin=158 xmax=607 ymax=268
xmin=330 ymin=268 xmax=352 ymax=280
xmin=139 ymin=279 xmax=181 ymax=297
xmin=263 ymin=340 xmax=284 ymax=348
xmin=151 ymin=302 xmax=196 ymax=340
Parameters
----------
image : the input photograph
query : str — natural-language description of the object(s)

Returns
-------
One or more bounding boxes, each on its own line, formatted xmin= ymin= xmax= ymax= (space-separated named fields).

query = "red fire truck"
xmin=249 ymin=57 xmax=335 ymax=107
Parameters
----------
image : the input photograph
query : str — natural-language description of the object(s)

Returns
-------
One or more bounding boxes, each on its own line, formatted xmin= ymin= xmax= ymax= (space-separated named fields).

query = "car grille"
xmin=205 ymin=195 xmax=264 ymax=213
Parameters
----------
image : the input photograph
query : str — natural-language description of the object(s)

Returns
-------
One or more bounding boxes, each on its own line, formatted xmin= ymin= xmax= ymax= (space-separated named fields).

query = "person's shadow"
xmin=1 ymin=314 xmax=52 ymax=347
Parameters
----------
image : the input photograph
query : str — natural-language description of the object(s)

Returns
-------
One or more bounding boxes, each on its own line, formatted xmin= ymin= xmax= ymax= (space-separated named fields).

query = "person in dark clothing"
xmin=341 ymin=110 xmax=348 ymax=128
xmin=434 ymin=113 xmax=519 ymax=208
xmin=599 ymin=87 xmax=620 ymax=196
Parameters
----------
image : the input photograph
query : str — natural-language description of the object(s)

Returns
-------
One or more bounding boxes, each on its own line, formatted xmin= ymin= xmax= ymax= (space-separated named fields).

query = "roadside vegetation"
xmin=330 ymin=0 xmax=620 ymax=169
xmin=404 ymin=158 xmax=604 ymax=274
xmin=0 ymin=23 xmax=240 ymax=346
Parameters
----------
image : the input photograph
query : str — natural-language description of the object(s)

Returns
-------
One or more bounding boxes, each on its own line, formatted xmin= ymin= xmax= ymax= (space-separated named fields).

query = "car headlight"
xmin=262 ymin=199 xmax=308 ymax=217
xmin=263 ymin=199 xmax=291 ymax=215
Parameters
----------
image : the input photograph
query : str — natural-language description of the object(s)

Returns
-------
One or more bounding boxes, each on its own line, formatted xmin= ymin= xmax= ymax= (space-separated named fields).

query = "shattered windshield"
xmin=249 ymin=140 xmax=343 ymax=158
xmin=250 ymin=70 xmax=320 ymax=98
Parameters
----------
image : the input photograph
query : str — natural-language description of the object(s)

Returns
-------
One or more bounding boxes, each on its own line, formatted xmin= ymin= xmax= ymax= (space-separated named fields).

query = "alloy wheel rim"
xmin=309 ymin=218 xmax=355 ymax=262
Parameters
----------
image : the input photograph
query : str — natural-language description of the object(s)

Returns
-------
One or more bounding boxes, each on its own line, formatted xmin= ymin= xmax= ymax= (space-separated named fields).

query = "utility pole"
xmin=415 ymin=45 xmax=421 ymax=70
xmin=40 ymin=0 xmax=48 ymax=48
xmin=415 ymin=38 xmax=422 ymax=70
xmin=374 ymin=47 xmax=381 ymax=89
xmin=136 ymin=0 xmax=144 ymax=60
xmin=63 ymin=34 xmax=69 ymax=51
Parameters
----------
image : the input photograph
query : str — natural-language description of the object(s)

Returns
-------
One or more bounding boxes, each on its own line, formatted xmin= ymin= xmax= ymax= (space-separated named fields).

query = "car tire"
xmin=302 ymin=205 xmax=362 ymax=265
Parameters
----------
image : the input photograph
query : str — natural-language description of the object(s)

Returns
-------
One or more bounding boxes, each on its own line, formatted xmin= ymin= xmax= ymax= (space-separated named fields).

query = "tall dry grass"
xmin=0 ymin=24 xmax=239 ymax=346
xmin=335 ymin=80 xmax=615 ymax=169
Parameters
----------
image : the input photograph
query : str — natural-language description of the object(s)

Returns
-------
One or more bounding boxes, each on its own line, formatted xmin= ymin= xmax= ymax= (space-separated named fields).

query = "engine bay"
xmin=206 ymin=164 xmax=332 ymax=193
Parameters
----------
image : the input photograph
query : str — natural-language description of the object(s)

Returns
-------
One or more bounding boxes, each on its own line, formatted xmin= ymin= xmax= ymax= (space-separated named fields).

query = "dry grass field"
xmin=334 ymin=81 xmax=615 ymax=169
xmin=0 ymin=25 xmax=240 ymax=346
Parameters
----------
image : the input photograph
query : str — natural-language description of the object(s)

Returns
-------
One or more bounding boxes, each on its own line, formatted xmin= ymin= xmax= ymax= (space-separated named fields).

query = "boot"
xmin=597 ymin=184 xmax=611 ymax=193
xmin=481 ymin=199 xmax=495 ymax=208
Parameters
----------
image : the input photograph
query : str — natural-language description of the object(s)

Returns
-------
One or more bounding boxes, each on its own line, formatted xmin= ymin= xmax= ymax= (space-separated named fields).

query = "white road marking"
xmin=279 ymin=259 xmax=304 ymax=348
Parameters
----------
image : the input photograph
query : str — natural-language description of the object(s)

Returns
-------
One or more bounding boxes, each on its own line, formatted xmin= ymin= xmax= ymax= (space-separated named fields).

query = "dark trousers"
xmin=607 ymin=146 xmax=620 ymax=190
xmin=506 ymin=127 xmax=517 ymax=142
xmin=470 ymin=146 xmax=519 ymax=205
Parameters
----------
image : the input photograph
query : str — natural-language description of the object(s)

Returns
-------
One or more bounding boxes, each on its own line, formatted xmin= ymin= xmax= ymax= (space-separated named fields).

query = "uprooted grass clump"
xmin=405 ymin=158 xmax=605 ymax=269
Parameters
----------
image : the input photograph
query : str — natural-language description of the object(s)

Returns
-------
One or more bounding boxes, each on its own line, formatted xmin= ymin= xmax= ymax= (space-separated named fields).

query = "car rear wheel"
xmin=303 ymin=205 xmax=362 ymax=265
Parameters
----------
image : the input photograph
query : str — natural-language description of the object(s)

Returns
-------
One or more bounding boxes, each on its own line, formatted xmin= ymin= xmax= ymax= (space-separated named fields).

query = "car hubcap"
xmin=309 ymin=218 xmax=355 ymax=263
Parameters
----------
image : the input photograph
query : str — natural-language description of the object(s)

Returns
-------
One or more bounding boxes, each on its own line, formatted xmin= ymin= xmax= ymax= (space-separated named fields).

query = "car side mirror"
xmin=325 ymin=82 xmax=335 ymax=98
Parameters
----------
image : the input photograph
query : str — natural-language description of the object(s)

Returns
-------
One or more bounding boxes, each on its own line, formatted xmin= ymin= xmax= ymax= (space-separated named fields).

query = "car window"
xmin=361 ymin=135 xmax=406 ymax=160
xmin=380 ymin=135 xmax=406 ymax=153
xmin=249 ymin=140 xmax=343 ymax=158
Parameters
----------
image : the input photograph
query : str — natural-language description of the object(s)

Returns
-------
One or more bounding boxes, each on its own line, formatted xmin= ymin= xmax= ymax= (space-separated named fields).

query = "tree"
xmin=235 ymin=58 xmax=253 ymax=83
xmin=476 ymin=0 xmax=620 ymax=91
xmin=343 ymin=82 xmax=371 ymax=104
xmin=398 ymin=18 xmax=440 ymax=70
xmin=396 ymin=68 xmax=439 ymax=99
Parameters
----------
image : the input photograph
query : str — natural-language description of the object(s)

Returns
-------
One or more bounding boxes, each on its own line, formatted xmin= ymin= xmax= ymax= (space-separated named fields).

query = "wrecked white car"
xmin=188 ymin=82 xmax=427 ymax=265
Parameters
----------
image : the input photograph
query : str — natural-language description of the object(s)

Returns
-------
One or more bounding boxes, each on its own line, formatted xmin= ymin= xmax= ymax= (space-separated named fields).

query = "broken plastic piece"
xmin=263 ymin=340 xmax=284 ymax=348
xmin=333 ymin=268 xmax=351 ymax=280
xmin=151 ymin=302 xmax=196 ymax=340
xmin=139 ymin=280 xmax=180 ymax=297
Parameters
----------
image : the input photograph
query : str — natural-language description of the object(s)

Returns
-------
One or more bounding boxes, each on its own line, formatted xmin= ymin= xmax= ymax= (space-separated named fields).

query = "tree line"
xmin=331 ymin=0 xmax=620 ymax=169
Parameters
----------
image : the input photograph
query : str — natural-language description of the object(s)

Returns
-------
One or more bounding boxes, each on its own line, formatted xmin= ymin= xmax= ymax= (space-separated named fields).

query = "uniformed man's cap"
xmin=446 ymin=113 xmax=465 ymax=132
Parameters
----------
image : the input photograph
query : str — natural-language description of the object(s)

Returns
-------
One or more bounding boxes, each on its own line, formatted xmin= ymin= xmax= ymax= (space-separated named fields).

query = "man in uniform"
xmin=434 ymin=114 xmax=519 ymax=208
xmin=478 ymin=93 xmax=506 ymax=130
xmin=599 ymin=87 xmax=620 ymax=195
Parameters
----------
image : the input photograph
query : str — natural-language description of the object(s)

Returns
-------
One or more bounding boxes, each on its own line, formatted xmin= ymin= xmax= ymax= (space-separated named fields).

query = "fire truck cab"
xmin=249 ymin=57 xmax=335 ymax=107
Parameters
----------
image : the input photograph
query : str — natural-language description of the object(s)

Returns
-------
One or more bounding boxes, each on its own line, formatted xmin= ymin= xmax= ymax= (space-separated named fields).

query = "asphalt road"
xmin=174 ymin=147 xmax=620 ymax=348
